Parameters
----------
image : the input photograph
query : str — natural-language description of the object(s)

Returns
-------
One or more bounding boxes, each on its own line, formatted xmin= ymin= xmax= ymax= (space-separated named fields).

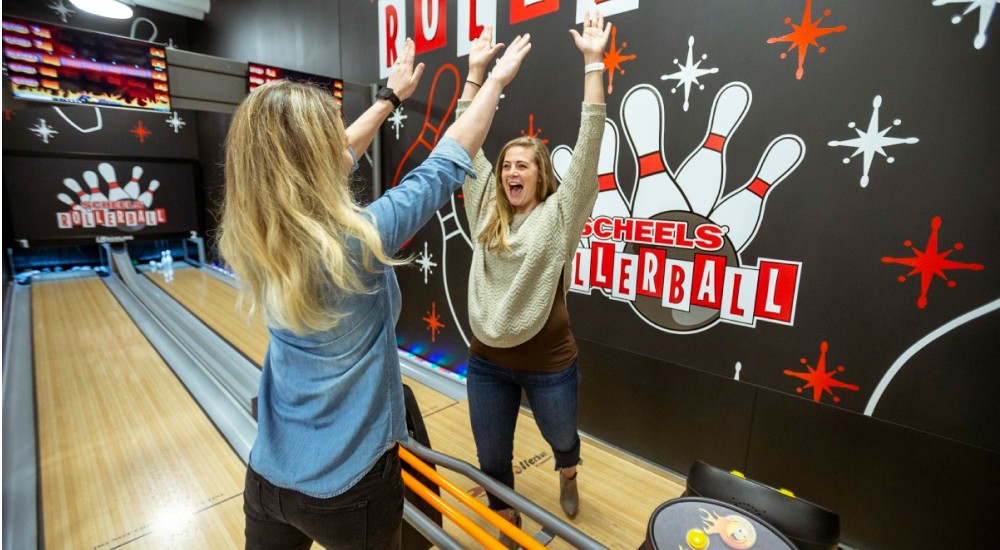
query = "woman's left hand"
xmin=569 ymin=11 xmax=611 ymax=64
xmin=386 ymin=38 xmax=425 ymax=101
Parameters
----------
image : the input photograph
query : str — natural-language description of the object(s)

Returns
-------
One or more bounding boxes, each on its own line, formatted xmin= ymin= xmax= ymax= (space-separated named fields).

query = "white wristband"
xmin=584 ymin=62 xmax=605 ymax=74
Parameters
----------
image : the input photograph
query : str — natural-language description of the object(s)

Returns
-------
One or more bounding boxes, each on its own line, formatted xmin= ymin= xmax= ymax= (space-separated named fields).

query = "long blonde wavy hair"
xmin=477 ymin=137 xmax=558 ymax=252
xmin=218 ymin=80 xmax=403 ymax=334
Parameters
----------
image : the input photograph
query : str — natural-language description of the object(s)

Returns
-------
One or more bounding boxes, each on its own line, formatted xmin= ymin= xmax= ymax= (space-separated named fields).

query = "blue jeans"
xmin=466 ymin=355 xmax=582 ymax=511
xmin=244 ymin=446 xmax=403 ymax=550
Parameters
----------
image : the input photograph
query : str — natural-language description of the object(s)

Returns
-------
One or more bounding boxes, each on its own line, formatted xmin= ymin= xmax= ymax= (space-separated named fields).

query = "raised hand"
xmin=569 ymin=11 xmax=611 ymax=64
xmin=385 ymin=38 xmax=425 ymax=101
xmin=487 ymin=33 xmax=531 ymax=88
xmin=469 ymin=25 xmax=503 ymax=76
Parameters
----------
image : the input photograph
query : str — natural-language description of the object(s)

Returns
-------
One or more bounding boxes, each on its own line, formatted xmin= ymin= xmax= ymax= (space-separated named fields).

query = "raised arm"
xmin=345 ymin=38 xmax=425 ymax=156
xmin=569 ymin=11 xmax=611 ymax=104
xmin=443 ymin=33 xmax=532 ymax=159
xmin=461 ymin=25 xmax=504 ymax=102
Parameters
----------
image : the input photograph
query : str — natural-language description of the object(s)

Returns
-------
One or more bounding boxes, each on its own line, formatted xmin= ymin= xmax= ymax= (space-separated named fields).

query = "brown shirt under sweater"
xmin=469 ymin=274 xmax=577 ymax=372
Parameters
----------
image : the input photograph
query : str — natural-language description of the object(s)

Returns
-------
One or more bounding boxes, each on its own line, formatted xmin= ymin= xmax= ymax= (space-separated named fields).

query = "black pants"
xmin=244 ymin=446 xmax=403 ymax=550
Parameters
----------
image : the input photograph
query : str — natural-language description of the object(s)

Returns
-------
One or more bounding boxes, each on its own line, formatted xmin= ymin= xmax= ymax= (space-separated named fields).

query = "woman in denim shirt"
xmin=218 ymin=34 xmax=531 ymax=550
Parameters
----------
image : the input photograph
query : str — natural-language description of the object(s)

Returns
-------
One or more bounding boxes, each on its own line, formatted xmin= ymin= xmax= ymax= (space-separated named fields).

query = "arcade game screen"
xmin=1 ymin=16 xmax=170 ymax=112
xmin=248 ymin=62 xmax=343 ymax=109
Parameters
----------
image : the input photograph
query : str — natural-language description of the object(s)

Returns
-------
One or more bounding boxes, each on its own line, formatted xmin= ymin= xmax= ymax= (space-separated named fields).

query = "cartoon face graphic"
xmin=701 ymin=508 xmax=758 ymax=549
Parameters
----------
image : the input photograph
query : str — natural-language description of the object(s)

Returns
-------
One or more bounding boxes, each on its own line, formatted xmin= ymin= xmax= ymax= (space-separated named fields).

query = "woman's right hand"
xmin=469 ymin=25 xmax=503 ymax=79
xmin=487 ymin=33 xmax=532 ymax=89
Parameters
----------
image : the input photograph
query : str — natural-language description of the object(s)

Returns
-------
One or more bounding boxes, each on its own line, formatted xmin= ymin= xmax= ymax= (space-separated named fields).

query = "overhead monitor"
xmin=248 ymin=62 xmax=343 ymax=109
xmin=1 ymin=16 xmax=171 ymax=112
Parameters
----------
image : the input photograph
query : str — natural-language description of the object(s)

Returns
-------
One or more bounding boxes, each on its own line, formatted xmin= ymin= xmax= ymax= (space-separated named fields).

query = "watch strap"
xmin=378 ymin=87 xmax=401 ymax=109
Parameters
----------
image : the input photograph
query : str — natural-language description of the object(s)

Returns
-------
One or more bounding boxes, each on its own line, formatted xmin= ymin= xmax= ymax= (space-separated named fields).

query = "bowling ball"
xmin=624 ymin=210 xmax=738 ymax=333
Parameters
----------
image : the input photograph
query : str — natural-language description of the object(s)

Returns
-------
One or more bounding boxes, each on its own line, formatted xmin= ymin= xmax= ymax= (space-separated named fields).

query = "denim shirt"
xmin=250 ymin=137 xmax=474 ymax=498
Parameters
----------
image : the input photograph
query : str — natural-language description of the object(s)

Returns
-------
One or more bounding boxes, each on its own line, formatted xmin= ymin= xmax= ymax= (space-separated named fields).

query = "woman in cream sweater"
xmin=457 ymin=14 xmax=610 ymax=545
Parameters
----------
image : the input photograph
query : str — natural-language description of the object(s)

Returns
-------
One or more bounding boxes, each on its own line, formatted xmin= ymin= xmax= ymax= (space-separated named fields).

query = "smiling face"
xmin=501 ymin=146 xmax=541 ymax=214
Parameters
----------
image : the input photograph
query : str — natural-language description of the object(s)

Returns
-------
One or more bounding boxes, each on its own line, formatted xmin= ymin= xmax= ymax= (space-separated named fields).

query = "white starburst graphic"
xmin=388 ymin=106 xmax=408 ymax=140
xmin=48 ymin=0 xmax=75 ymax=22
xmin=415 ymin=241 xmax=437 ymax=284
xmin=166 ymin=111 xmax=186 ymax=133
xmin=660 ymin=36 xmax=719 ymax=112
xmin=828 ymin=96 xmax=919 ymax=188
xmin=934 ymin=0 xmax=999 ymax=49
xmin=30 ymin=119 xmax=59 ymax=144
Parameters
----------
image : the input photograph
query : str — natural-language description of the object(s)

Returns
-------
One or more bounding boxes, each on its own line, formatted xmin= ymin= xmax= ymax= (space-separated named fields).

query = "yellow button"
xmin=778 ymin=488 xmax=796 ymax=498
xmin=686 ymin=528 xmax=710 ymax=549
xmin=729 ymin=470 xmax=745 ymax=479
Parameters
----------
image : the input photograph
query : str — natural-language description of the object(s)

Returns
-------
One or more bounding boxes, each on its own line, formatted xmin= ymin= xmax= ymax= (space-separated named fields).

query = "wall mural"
xmin=371 ymin=0 xmax=999 ymax=452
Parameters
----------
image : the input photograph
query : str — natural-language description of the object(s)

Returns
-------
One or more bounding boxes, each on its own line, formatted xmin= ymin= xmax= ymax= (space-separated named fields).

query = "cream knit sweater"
xmin=457 ymin=100 xmax=606 ymax=348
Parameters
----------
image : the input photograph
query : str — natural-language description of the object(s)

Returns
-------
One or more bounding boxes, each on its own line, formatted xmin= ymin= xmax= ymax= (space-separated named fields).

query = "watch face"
xmin=378 ymin=88 xmax=400 ymax=107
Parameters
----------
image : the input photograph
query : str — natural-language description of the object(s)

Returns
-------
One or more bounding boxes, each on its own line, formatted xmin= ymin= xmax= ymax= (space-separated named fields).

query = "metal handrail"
xmin=403 ymin=437 xmax=610 ymax=550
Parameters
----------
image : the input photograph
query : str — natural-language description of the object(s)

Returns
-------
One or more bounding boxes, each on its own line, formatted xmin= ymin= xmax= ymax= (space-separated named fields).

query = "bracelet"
xmin=466 ymin=79 xmax=482 ymax=88
xmin=584 ymin=62 xmax=605 ymax=74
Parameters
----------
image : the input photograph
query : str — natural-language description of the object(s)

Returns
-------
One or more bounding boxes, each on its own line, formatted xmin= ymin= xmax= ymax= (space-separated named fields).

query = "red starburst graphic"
xmin=423 ymin=302 xmax=446 ymax=342
xmin=601 ymin=25 xmax=637 ymax=95
xmin=784 ymin=341 xmax=859 ymax=403
xmin=3 ymin=109 xmax=15 ymax=121
xmin=882 ymin=216 xmax=984 ymax=309
xmin=766 ymin=0 xmax=847 ymax=80
xmin=519 ymin=114 xmax=548 ymax=143
xmin=130 ymin=120 xmax=152 ymax=143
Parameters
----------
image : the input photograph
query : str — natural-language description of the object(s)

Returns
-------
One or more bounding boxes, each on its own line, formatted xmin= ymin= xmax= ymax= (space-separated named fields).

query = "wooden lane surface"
xmin=147 ymin=268 xmax=459 ymax=417
xmin=146 ymin=267 xmax=269 ymax=365
xmin=32 ymin=277 xmax=247 ymax=548
xmin=421 ymin=401 xmax=687 ymax=549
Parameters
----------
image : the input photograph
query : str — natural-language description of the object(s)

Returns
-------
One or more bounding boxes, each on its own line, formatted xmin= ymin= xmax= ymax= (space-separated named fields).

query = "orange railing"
xmin=399 ymin=446 xmax=547 ymax=550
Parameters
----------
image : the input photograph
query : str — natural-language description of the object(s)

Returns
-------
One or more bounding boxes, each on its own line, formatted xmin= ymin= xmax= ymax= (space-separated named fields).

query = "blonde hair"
xmin=218 ymin=80 xmax=403 ymax=333
xmin=477 ymin=137 xmax=558 ymax=252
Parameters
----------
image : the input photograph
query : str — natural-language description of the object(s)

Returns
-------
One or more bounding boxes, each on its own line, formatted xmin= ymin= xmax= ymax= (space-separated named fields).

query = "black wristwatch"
xmin=376 ymin=87 xmax=401 ymax=109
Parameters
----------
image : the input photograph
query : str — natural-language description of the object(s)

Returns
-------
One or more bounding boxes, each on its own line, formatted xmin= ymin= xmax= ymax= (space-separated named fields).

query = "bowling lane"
xmin=32 ymin=277 xmax=246 ymax=548
xmin=145 ymin=267 xmax=269 ymax=364
xmin=147 ymin=267 xmax=459 ymax=416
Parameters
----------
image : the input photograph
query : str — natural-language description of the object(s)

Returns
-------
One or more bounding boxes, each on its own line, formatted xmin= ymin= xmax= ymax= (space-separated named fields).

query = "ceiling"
xmin=132 ymin=0 xmax=210 ymax=20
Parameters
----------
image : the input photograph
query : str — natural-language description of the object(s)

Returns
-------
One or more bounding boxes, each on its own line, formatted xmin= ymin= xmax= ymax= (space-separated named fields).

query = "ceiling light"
xmin=69 ymin=0 xmax=134 ymax=19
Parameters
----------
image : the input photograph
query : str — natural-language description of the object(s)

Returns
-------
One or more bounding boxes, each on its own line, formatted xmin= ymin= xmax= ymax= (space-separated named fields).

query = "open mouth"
xmin=508 ymin=183 xmax=524 ymax=200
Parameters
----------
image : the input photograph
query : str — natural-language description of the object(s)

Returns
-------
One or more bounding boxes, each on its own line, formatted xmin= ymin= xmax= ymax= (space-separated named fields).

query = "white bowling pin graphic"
xmin=83 ymin=170 xmax=108 ymax=202
xmin=674 ymin=82 xmax=751 ymax=216
xmin=594 ymin=119 xmax=631 ymax=221
xmin=622 ymin=84 xmax=689 ymax=218
xmin=709 ymin=135 xmax=805 ymax=253
xmin=98 ymin=162 xmax=130 ymax=201
xmin=594 ymin=119 xmax=631 ymax=251
xmin=551 ymin=145 xmax=572 ymax=184
xmin=63 ymin=178 xmax=89 ymax=203
xmin=57 ymin=193 xmax=84 ymax=211
xmin=436 ymin=193 xmax=472 ymax=346
xmin=552 ymin=144 xmax=586 ymax=247
xmin=138 ymin=179 xmax=159 ymax=207
xmin=124 ymin=165 xmax=143 ymax=199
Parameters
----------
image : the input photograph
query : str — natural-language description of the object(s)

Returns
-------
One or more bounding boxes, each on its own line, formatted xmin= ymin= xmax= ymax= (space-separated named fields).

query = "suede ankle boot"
xmin=560 ymin=471 xmax=579 ymax=518
xmin=496 ymin=507 xmax=522 ymax=549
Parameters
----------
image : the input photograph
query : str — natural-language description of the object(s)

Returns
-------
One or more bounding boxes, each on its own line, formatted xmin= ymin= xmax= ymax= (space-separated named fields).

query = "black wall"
xmin=339 ymin=2 xmax=1000 ymax=549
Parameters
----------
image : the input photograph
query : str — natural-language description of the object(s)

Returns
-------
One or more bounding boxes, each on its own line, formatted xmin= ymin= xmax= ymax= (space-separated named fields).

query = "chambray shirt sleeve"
xmin=366 ymin=137 xmax=474 ymax=254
